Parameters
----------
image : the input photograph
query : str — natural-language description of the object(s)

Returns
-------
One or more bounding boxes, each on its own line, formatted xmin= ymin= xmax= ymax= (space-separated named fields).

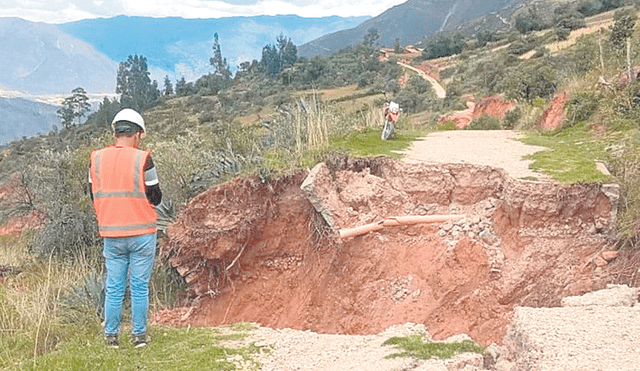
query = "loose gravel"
xmin=251 ymin=323 xmax=485 ymax=371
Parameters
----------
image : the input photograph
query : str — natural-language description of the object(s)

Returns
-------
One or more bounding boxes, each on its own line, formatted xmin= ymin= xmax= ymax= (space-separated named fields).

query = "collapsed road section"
xmin=157 ymin=156 xmax=635 ymax=346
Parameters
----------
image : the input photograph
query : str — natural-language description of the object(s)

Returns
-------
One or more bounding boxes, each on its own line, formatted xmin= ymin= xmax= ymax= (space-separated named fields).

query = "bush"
xmin=437 ymin=120 xmax=459 ymax=131
xmin=24 ymin=148 xmax=102 ymax=260
xmin=564 ymin=92 xmax=599 ymax=127
xmin=465 ymin=114 xmax=502 ymax=130
xmin=422 ymin=33 xmax=465 ymax=59
xmin=503 ymin=106 xmax=522 ymax=129
xmin=553 ymin=27 xmax=572 ymax=42
xmin=609 ymin=135 xmax=640 ymax=238
xmin=507 ymin=35 xmax=538 ymax=56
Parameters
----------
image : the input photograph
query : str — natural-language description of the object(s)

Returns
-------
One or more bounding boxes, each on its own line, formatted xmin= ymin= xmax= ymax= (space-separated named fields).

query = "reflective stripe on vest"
xmin=90 ymin=146 xmax=157 ymax=237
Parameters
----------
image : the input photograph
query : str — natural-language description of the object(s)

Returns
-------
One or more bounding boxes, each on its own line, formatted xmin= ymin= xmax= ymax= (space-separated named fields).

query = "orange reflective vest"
xmin=90 ymin=146 xmax=157 ymax=238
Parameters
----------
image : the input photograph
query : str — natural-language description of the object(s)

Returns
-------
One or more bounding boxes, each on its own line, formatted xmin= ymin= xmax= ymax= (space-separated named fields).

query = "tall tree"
xmin=85 ymin=97 xmax=121 ymax=128
xmin=610 ymin=9 xmax=636 ymax=51
xmin=363 ymin=28 xmax=380 ymax=48
xmin=210 ymin=33 xmax=231 ymax=79
xmin=261 ymin=44 xmax=280 ymax=76
xmin=277 ymin=34 xmax=298 ymax=68
xmin=394 ymin=38 xmax=402 ymax=54
xmin=57 ymin=87 xmax=91 ymax=128
xmin=163 ymin=75 xmax=174 ymax=96
xmin=175 ymin=77 xmax=189 ymax=96
xmin=116 ymin=55 xmax=153 ymax=111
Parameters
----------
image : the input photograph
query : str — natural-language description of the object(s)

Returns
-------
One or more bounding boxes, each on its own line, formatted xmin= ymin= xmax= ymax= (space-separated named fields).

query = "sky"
xmin=0 ymin=0 xmax=408 ymax=24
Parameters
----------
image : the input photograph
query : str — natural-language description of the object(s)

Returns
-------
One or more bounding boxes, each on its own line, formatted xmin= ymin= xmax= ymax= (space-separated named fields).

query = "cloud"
xmin=0 ymin=0 xmax=406 ymax=23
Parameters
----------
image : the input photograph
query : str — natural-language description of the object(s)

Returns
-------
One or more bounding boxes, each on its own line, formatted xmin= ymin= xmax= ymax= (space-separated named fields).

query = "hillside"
xmin=298 ymin=0 xmax=528 ymax=58
xmin=0 ymin=18 xmax=117 ymax=94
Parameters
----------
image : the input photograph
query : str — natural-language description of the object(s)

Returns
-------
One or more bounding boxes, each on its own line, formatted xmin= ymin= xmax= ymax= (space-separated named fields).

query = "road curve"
xmin=398 ymin=62 xmax=447 ymax=99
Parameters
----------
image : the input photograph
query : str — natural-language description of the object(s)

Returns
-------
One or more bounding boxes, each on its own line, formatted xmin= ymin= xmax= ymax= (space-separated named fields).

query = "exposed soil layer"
xmin=0 ymin=172 xmax=45 ymax=236
xmin=539 ymin=92 xmax=568 ymax=131
xmin=441 ymin=96 xmax=516 ymax=129
xmin=157 ymin=157 xmax=631 ymax=346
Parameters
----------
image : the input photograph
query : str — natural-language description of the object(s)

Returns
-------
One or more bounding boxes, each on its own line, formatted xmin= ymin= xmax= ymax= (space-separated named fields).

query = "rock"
xmin=494 ymin=359 xmax=515 ymax=371
xmin=601 ymin=250 xmax=619 ymax=261
xmin=300 ymin=163 xmax=336 ymax=229
xmin=484 ymin=343 xmax=502 ymax=367
xmin=445 ymin=353 xmax=483 ymax=370
xmin=594 ymin=256 xmax=608 ymax=267
xmin=479 ymin=230 xmax=496 ymax=245
xmin=561 ymin=285 xmax=639 ymax=307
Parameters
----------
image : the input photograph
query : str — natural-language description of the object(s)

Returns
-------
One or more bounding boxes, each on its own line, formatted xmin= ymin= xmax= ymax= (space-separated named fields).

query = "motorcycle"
xmin=382 ymin=101 xmax=400 ymax=141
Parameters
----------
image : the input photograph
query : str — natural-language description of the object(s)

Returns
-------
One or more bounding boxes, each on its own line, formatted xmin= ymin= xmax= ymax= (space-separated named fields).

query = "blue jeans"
xmin=103 ymin=233 xmax=156 ymax=337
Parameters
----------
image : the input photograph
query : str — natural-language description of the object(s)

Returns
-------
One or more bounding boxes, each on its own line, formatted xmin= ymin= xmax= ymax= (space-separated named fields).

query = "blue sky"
xmin=0 ymin=0 xmax=408 ymax=23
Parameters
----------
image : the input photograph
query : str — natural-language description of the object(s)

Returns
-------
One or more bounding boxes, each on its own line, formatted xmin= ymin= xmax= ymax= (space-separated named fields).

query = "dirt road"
xmin=398 ymin=62 xmax=447 ymax=99
xmin=399 ymin=130 xmax=549 ymax=181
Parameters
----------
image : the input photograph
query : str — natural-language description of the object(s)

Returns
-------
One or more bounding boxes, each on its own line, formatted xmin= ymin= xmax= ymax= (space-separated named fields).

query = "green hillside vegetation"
xmin=3 ymin=1 xmax=640 ymax=367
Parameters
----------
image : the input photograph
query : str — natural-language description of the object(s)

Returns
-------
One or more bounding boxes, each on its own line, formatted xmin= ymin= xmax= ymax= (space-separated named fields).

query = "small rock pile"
xmin=437 ymin=199 xmax=504 ymax=275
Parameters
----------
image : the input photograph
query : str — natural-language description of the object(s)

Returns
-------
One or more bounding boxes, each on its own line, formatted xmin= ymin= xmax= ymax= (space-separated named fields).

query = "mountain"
xmin=57 ymin=15 xmax=370 ymax=84
xmin=298 ymin=0 xmax=528 ymax=58
xmin=0 ymin=18 xmax=117 ymax=94
xmin=0 ymin=97 xmax=60 ymax=145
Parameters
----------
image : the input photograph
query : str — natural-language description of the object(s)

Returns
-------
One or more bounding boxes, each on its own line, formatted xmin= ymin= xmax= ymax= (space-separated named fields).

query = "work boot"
xmin=104 ymin=335 xmax=119 ymax=349
xmin=131 ymin=334 xmax=150 ymax=348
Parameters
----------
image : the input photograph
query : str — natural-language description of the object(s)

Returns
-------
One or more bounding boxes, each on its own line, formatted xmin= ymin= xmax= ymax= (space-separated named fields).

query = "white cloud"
xmin=0 ymin=0 xmax=407 ymax=23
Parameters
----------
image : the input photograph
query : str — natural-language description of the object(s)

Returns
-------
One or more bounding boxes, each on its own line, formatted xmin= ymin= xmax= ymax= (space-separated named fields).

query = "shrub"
xmin=503 ymin=106 xmax=522 ymax=129
xmin=465 ymin=114 xmax=502 ymax=130
xmin=609 ymin=135 xmax=640 ymax=238
xmin=553 ymin=27 xmax=572 ymax=41
xmin=24 ymin=147 xmax=102 ymax=260
xmin=437 ymin=120 xmax=459 ymax=131
xmin=564 ymin=92 xmax=599 ymax=127
xmin=507 ymin=35 xmax=538 ymax=56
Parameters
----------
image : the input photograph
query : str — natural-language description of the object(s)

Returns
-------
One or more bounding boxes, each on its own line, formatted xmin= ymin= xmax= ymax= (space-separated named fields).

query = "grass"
xmin=520 ymin=124 xmax=619 ymax=183
xmin=328 ymin=128 xmax=423 ymax=158
xmin=15 ymin=323 xmax=264 ymax=371
xmin=382 ymin=334 xmax=485 ymax=360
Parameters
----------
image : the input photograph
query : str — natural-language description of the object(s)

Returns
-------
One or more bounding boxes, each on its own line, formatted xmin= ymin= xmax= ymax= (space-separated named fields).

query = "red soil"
xmin=156 ymin=157 xmax=631 ymax=346
xmin=0 ymin=173 xmax=45 ymax=236
xmin=539 ymin=92 xmax=568 ymax=131
xmin=443 ymin=96 xmax=516 ymax=129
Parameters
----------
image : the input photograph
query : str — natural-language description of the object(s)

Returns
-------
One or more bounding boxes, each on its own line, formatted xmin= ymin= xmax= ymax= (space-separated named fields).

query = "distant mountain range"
xmin=0 ymin=17 xmax=117 ymax=94
xmin=0 ymin=97 xmax=60 ymax=145
xmin=299 ymin=0 xmax=529 ymax=58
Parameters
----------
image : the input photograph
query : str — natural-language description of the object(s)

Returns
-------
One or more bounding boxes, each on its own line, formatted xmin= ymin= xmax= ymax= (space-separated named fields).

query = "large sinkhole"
xmin=157 ymin=157 xmax=632 ymax=346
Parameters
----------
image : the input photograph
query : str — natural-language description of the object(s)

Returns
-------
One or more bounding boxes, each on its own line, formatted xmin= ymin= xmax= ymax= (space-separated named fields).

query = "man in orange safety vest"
xmin=89 ymin=108 xmax=162 ymax=349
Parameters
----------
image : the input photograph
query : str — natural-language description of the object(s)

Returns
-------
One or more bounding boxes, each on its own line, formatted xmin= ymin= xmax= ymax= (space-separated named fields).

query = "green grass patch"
xmin=15 ymin=323 xmax=263 ymax=371
xmin=382 ymin=334 xmax=485 ymax=360
xmin=520 ymin=125 xmax=618 ymax=183
xmin=328 ymin=128 xmax=423 ymax=158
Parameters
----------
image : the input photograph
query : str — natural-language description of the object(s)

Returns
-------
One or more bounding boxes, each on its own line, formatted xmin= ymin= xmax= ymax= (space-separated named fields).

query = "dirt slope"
xmin=157 ymin=156 xmax=630 ymax=347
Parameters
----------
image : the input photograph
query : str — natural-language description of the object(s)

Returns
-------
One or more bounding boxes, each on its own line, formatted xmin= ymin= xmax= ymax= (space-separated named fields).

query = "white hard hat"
xmin=112 ymin=108 xmax=146 ymax=133
xmin=389 ymin=102 xmax=399 ymax=112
